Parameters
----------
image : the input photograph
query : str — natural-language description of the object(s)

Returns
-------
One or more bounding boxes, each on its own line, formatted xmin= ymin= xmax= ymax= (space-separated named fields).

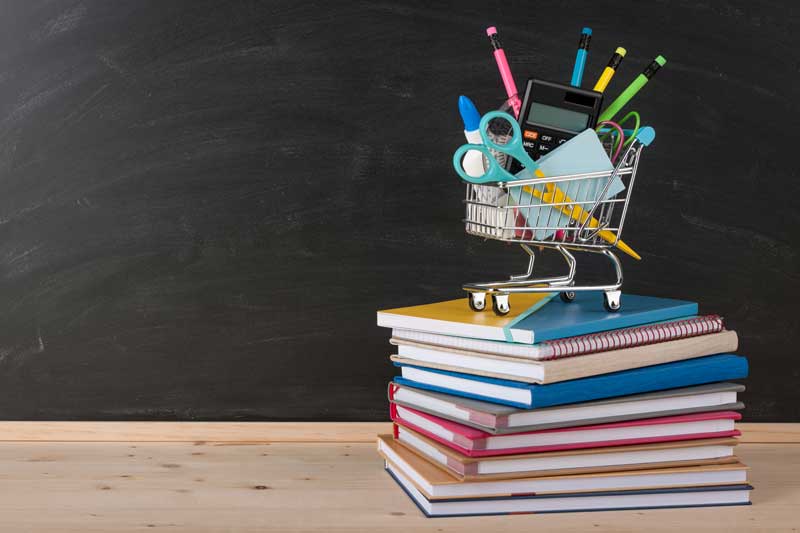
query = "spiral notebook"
xmin=391 ymin=315 xmax=726 ymax=361
xmin=390 ymin=330 xmax=739 ymax=384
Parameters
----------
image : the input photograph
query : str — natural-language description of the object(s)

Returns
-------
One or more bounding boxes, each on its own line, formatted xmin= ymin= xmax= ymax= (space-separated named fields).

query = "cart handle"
xmin=634 ymin=127 xmax=656 ymax=146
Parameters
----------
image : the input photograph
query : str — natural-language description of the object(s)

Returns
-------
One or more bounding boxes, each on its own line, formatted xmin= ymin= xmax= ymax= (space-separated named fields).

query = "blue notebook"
xmin=386 ymin=465 xmax=753 ymax=517
xmin=377 ymin=292 xmax=698 ymax=344
xmin=394 ymin=354 xmax=749 ymax=409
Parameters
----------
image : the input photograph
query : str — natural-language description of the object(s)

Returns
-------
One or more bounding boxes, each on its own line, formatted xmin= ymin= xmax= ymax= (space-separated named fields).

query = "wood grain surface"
xmin=0 ymin=439 xmax=792 ymax=531
xmin=0 ymin=1 xmax=795 ymax=420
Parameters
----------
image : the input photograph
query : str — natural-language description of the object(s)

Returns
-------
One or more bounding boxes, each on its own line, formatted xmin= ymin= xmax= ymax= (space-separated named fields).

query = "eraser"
xmin=486 ymin=26 xmax=498 ymax=36
xmin=616 ymin=47 xmax=627 ymax=56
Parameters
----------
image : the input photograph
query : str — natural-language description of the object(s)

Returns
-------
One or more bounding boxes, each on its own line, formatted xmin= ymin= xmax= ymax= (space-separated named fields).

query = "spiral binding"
xmin=542 ymin=315 xmax=725 ymax=360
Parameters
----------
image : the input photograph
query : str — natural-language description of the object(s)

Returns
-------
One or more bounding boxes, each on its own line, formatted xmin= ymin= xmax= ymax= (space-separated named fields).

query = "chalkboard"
xmin=0 ymin=1 xmax=796 ymax=421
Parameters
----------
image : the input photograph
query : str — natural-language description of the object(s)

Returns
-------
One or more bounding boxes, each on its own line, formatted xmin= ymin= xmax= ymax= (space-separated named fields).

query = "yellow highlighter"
xmin=521 ymin=168 xmax=641 ymax=260
xmin=593 ymin=47 xmax=626 ymax=93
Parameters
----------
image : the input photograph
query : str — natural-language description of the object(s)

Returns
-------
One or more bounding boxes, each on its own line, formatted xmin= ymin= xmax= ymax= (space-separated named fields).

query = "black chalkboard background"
xmin=0 ymin=1 xmax=796 ymax=420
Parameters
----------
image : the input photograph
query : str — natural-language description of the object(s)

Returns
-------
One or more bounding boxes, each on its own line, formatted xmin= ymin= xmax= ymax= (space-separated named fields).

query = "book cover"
xmin=389 ymin=330 xmax=738 ymax=384
xmin=376 ymin=434 xmax=749 ymax=500
xmin=393 ymin=354 xmax=750 ymax=409
xmin=388 ymin=381 xmax=746 ymax=434
xmin=394 ymin=424 xmax=740 ymax=481
xmin=391 ymin=404 xmax=742 ymax=457
xmin=378 ymin=292 xmax=697 ymax=344
xmin=386 ymin=463 xmax=752 ymax=518
xmin=391 ymin=314 xmax=726 ymax=360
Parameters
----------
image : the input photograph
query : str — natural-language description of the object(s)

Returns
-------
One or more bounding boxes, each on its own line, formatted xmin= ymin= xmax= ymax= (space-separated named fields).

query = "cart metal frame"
xmin=462 ymin=133 xmax=651 ymax=315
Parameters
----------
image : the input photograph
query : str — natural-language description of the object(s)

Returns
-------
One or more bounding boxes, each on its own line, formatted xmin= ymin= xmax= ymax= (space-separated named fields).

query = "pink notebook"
xmin=390 ymin=404 xmax=741 ymax=457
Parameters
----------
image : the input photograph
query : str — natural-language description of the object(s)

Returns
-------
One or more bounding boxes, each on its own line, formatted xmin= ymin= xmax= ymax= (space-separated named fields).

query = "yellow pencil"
xmin=522 ymin=168 xmax=641 ymax=260
xmin=593 ymin=47 xmax=626 ymax=93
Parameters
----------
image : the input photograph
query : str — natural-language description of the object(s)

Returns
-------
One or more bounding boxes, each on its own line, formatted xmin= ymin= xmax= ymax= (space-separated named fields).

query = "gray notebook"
xmin=388 ymin=381 xmax=745 ymax=434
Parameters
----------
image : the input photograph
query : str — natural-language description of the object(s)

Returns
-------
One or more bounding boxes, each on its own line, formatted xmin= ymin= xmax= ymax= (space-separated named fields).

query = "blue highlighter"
xmin=571 ymin=27 xmax=592 ymax=87
xmin=458 ymin=96 xmax=485 ymax=178
xmin=458 ymin=95 xmax=482 ymax=133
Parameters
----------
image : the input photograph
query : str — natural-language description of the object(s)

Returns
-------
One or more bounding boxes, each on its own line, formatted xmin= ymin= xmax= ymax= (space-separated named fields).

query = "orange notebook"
xmin=376 ymin=434 xmax=749 ymax=501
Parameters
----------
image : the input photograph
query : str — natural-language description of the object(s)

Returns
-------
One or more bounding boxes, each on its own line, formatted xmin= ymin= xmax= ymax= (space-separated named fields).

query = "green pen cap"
xmin=642 ymin=55 xmax=666 ymax=79
xmin=598 ymin=54 xmax=666 ymax=122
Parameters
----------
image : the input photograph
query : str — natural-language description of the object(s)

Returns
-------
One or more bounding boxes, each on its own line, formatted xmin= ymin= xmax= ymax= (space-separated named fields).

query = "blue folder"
xmin=394 ymin=354 xmax=749 ymax=409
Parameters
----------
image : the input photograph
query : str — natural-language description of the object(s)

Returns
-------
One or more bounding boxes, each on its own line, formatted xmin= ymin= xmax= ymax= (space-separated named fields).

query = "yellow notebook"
xmin=377 ymin=293 xmax=554 ymax=344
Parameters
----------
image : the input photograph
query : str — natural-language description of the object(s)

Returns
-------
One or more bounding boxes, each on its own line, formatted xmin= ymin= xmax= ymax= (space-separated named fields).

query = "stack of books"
xmin=375 ymin=292 xmax=751 ymax=517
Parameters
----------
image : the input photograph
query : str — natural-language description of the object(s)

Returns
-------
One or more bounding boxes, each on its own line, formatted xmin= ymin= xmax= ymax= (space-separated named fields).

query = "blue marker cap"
xmin=582 ymin=27 xmax=592 ymax=35
xmin=458 ymin=95 xmax=481 ymax=132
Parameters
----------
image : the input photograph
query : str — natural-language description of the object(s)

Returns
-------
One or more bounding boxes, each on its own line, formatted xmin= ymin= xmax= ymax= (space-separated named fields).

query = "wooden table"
xmin=0 ymin=422 xmax=796 ymax=532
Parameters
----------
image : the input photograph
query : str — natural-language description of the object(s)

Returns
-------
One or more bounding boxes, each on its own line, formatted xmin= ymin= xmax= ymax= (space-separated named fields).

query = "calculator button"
xmin=540 ymin=134 xmax=554 ymax=143
xmin=557 ymin=138 xmax=568 ymax=145
xmin=538 ymin=144 xmax=552 ymax=154
xmin=524 ymin=130 xmax=539 ymax=140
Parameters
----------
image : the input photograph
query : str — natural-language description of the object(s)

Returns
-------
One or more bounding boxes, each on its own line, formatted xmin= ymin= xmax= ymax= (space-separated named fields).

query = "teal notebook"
xmin=515 ymin=292 xmax=697 ymax=343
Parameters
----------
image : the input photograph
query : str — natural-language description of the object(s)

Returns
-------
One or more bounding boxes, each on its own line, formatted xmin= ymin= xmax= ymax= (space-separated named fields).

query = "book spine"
xmin=543 ymin=315 xmax=725 ymax=360
xmin=393 ymin=416 xmax=479 ymax=452
xmin=388 ymin=382 xmax=399 ymax=402
xmin=390 ymin=382 xmax=500 ymax=429
xmin=469 ymin=410 xmax=500 ymax=429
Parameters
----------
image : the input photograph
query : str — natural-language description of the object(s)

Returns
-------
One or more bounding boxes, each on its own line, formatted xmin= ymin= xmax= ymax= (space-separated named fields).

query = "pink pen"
xmin=486 ymin=26 xmax=521 ymax=118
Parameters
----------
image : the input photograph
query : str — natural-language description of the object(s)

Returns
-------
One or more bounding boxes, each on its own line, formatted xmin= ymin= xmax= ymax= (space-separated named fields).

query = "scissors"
xmin=452 ymin=111 xmax=539 ymax=184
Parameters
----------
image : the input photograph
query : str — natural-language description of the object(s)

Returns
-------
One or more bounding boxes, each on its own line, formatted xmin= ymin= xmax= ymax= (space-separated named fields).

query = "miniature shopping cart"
xmin=459 ymin=124 xmax=656 ymax=316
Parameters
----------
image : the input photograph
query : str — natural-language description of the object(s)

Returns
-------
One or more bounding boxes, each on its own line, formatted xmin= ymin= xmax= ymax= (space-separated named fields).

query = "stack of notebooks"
xmin=375 ymin=292 xmax=751 ymax=517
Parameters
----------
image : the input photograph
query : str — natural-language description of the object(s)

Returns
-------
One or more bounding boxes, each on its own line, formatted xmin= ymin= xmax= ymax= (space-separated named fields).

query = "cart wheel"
xmin=492 ymin=294 xmax=511 ymax=316
xmin=560 ymin=291 xmax=576 ymax=303
xmin=603 ymin=291 xmax=622 ymax=312
xmin=468 ymin=292 xmax=486 ymax=312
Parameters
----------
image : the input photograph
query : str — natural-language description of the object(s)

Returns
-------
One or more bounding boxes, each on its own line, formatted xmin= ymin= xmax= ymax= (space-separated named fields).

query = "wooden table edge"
xmin=0 ymin=422 xmax=792 ymax=443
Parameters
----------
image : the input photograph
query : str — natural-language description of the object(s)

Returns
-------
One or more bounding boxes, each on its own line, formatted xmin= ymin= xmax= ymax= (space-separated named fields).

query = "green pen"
xmin=598 ymin=55 xmax=666 ymax=123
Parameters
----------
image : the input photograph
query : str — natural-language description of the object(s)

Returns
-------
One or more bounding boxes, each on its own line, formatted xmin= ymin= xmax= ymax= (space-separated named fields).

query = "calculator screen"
xmin=528 ymin=102 xmax=590 ymax=132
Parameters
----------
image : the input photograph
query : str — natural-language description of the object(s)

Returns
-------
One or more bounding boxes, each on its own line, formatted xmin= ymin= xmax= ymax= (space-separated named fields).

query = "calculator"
xmin=508 ymin=79 xmax=604 ymax=173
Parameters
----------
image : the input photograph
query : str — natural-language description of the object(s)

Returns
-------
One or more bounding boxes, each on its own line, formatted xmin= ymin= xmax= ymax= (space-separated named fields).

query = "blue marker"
xmin=570 ymin=27 xmax=592 ymax=87
xmin=458 ymin=96 xmax=485 ymax=178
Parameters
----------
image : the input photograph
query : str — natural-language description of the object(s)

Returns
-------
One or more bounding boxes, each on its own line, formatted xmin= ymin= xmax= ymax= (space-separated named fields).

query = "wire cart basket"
xmin=463 ymin=128 xmax=655 ymax=316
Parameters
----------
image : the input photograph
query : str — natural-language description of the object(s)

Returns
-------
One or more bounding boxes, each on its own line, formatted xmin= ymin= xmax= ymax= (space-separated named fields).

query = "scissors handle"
xmin=478 ymin=111 xmax=523 ymax=153
xmin=453 ymin=111 xmax=539 ymax=184
xmin=452 ymin=144 xmax=500 ymax=183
